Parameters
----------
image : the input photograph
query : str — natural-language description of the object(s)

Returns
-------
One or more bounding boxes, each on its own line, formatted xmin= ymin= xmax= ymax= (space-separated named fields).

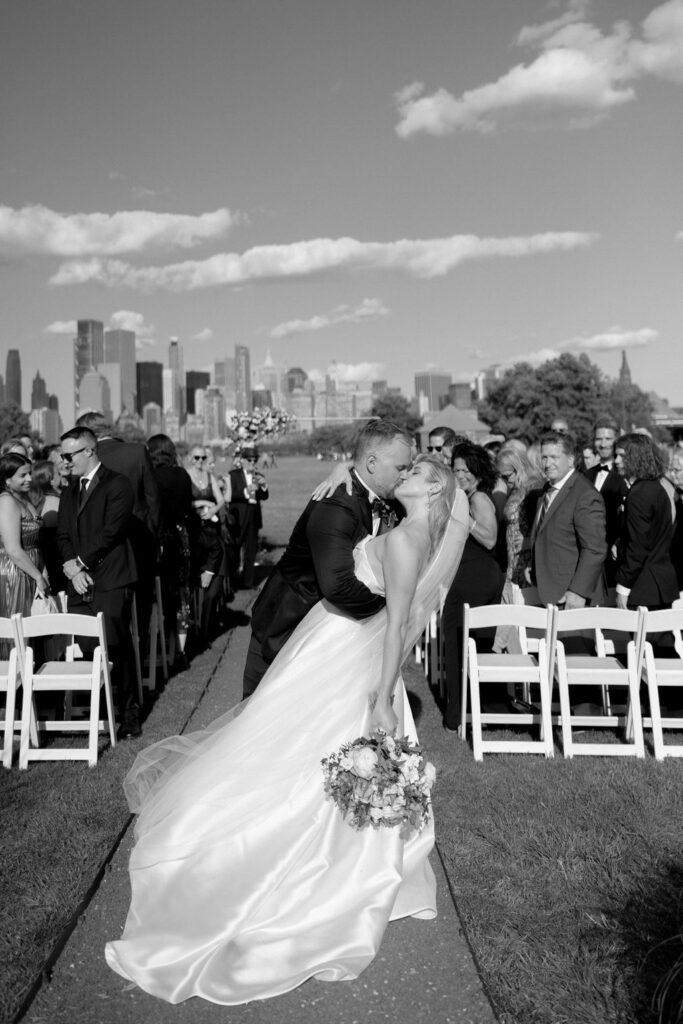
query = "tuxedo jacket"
xmin=530 ymin=470 xmax=607 ymax=605
xmin=228 ymin=466 xmax=268 ymax=533
xmin=615 ymin=478 xmax=678 ymax=607
xmin=585 ymin=464 xmax=628 ymax=551
xmin=97 ymin=437 xmax=160 ymax=534
xmin=56 ymin=464 xmax=137 ymax=594
xmin=250 ymin=473 xmax=388 ymax=663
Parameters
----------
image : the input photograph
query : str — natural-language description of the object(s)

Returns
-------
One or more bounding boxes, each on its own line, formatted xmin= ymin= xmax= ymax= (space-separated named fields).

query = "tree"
xmin=477 ymin=353 xmax=622 ymax=444
xmin=0 ymin=403 xmax=31 ymax=446
xmin=369 ymin=395 xmax=422 ymax=434
xmin=605 ymin=379 xmax=656 ymax=436
xmin=310 ymin=424 xmax=356 ymax=456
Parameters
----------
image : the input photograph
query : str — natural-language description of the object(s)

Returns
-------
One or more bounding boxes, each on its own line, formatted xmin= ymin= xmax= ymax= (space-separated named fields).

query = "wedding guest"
xmin=31 ymin=459 xmax=67 ymax=595
xmin=186 ymin=445 xmax=227 ymax=647
xmin=148 ymin=434 xmax=196 ymax=661
xmin=229 ymin=445 xmax=269 ymax=589
xmin=442 ymin=442 xmax=504 ymax=732
xmin=495 ymin=444 xmax=544 ymax=595
xmin=0 ymin=454 xmax=50 ymax=654
xmin=614 ymin=433 xmax=678 ymax=612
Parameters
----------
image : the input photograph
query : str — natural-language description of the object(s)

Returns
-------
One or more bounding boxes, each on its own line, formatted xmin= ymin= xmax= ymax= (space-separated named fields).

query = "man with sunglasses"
xmin=56 ymin=427 xmax=141 ymax=738
xmin=426 ymin=427 xmax=464 ymax=466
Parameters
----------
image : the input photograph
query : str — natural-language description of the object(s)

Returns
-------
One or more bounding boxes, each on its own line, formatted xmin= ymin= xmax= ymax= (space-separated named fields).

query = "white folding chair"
xmin=461 ymin=603 xmax=556 ymax=760
xmin=640 ymin=607 xmax=683 ymax=759
xmin=0 ymin=616 xmax=32 ymax=768
xmin=552 ymin=607 xmax=646 ymax=758
xmin=15 ymin=611 xmax=116 ymax=768
xmin=129 ymin=595 xmax=145 ymax=703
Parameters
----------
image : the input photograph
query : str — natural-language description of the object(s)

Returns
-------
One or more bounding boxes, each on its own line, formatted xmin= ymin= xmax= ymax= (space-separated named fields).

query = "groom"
xmin=242 ymin=419 xmax=413 ymax=697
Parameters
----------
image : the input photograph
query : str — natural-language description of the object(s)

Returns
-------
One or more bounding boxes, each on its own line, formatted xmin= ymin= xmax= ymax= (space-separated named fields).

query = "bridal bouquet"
xmin=321 ymin=733 xmax=436 ymax=838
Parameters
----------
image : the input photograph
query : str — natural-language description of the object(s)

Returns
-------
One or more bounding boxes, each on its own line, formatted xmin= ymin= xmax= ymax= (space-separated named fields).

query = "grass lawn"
xmin=2 ymin=455 xmax=683 ymax=1024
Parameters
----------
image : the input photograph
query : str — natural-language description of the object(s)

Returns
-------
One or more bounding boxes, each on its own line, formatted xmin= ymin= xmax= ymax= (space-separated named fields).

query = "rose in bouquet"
xmin=321 ymin=732 xmax=436 ymax=838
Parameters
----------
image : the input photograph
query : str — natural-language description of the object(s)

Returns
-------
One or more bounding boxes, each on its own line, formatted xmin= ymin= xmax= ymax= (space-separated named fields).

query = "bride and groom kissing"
xmin=105 ymin=419 xmax=469 ymax=1004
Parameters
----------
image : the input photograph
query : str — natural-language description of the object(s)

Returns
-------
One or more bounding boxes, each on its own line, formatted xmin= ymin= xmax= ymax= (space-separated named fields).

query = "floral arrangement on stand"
xmin=227 ymin=408 xmax=296 ymax=451
xmin=321 ymin=732 xmax=436 ymax=838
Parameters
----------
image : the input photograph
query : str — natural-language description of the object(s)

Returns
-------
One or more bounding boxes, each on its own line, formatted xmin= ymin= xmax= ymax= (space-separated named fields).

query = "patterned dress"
xmin=0 ymin=496 xmax=44 ymax=655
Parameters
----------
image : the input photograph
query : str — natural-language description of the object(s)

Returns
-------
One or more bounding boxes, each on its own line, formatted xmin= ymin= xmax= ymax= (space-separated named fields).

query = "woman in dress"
xmin=147 ymin=434 xmax=196 ymax=663
xmin=495 ymin=444 xmax=543 ymax=597
xmin=0 ymin=454 xmax=51 ymax=652
xmin=185 ymin=445 xmax=227 ymax=647
xmin=105 ymin=455 xmax=469 ymax=1004
xmin=614 ymin=433 xmax=678 ymax=612
xmin=441 ymin=443 xmax=504 ymax=732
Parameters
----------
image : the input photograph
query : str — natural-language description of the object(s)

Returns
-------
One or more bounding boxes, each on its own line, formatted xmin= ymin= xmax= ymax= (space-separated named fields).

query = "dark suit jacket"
xmin=585 ymin=464 xmax=628 ymax=583
xmin=56 ymin=464 xmax=137 ymax=594
xmin=530 ymin=470 xmax=607 ymax=605
xmin=615 ymin=479 xmax=678 ymax=607
xmin=228 ymin=466 xmax=268 ymax=533
xmin=96 ymin=437 xmax=160 ymax=534
xmin=250 ymin=472 xmax=387 ymax=662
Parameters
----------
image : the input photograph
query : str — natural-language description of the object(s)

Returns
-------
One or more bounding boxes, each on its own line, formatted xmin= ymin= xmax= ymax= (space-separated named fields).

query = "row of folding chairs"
xmin=0 ymin=611 xmax=114 ymax=769
xmin=0 ymin=576 xmax=172 ymax=770
xmin=416 ymin=603 xmax=683 ymax=761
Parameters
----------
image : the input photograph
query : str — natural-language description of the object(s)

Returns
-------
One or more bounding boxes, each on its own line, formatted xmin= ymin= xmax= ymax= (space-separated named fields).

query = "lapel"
xmin=77 ymin=465 xmax=104 ymax=517
xmin=350 ymin=470 xmax=373 ymax=534
xmin=532 ymin=471 xmax=577 ymax=543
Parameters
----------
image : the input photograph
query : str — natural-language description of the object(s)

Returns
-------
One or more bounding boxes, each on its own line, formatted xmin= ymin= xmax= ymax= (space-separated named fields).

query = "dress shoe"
xmin=118 ymin=718 xmax=142 ymax=740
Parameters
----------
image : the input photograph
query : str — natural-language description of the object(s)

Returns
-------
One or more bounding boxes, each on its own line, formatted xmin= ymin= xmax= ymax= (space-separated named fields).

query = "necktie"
xmin=371 ymin=498 xmax=390 ymax=519
xmin=79 ymin=478 xmax=89 ymax=508
xmin=536 ymin=487 xmax=553 ymax=530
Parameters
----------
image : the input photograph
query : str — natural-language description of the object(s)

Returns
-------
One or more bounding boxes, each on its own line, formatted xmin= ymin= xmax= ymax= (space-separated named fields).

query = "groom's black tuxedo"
xmin=244 ymin=472 xmax=397 ymax=695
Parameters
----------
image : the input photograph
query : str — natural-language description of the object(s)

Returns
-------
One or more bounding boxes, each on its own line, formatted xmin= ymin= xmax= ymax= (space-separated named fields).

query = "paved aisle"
xmin=26 ymin=616 xmax=496 ymax=1024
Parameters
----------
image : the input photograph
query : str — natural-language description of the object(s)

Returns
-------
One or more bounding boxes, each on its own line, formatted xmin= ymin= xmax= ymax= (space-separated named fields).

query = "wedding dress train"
xmin=105 ymin=492 xmax=468 ymax=1004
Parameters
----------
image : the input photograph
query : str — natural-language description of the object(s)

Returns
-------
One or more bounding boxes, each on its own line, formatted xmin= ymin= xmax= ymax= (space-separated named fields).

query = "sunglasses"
xmin=192 ymin=455 xmax=208 ymax=462
xmin=60 ymin=447 xmax=89 ymax=464
xmin=426 ymin=445 xmax=443 ymax=453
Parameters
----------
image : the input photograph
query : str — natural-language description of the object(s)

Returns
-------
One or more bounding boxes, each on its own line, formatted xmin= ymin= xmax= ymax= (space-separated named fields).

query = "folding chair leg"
xmin=18 ymin=670 xmax=36 ymax=770
xmin=130 ymin=596 xmax=144 ymax=703
xmin=2 ymin=685 xmax=16 ymax=769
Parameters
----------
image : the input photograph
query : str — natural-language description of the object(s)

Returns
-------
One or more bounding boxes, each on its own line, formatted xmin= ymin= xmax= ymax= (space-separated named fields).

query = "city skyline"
xmin=2 ymin=0 xmax=682 ymax=418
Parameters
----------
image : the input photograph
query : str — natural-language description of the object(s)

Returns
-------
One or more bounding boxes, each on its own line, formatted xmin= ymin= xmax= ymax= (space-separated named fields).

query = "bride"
xmin=105 ymin=455 xmax=469 ymax=1005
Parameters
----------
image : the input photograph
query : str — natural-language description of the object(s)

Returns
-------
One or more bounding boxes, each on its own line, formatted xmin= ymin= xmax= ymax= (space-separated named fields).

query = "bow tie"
xmin=598 ymin=464 xmax=611 ymax=472
xmin=371 ymin=498 xmax=391 ymax=518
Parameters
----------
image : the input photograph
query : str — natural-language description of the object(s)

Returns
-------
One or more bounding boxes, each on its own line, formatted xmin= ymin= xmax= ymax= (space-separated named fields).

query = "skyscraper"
xmin=104 ymin=329 xmax=137 ymax=412
xmin=136 ymin=362 xmax=163 ymax=413
xmin=6 ymin=349 xmax=21 ymax=407
xmin=75 ymin=320 xmax=104 ymax=382
xmin=235 ymin=344 xmax=251 ymax=413
xmin=0 ymin=373 xmax=5 ymax=408
xmin=414 ymin=371 xmax=451 ymax=412
xmin=167 ymin=338 xmax=185 ymax=421
xmin=31 ymin=371 xmax=48 ymax=409
xmin=186 ymin=370 xmax=211 ymax=415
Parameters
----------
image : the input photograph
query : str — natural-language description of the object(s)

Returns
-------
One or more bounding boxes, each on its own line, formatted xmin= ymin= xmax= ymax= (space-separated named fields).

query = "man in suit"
xmin=75 ymin=412 xmax=160 ymax=659
xmin=57 ymin=427 xmax=141 ymax=738
xmin=525 ymin=430 xmax=607 ymax=608
xmin=584 ymin=416 xmax=629 ymax=589
xmin=242 ymin=419 xmax=412 ymax=697
xmin=229 ymin=445 xmax=268 ymax=589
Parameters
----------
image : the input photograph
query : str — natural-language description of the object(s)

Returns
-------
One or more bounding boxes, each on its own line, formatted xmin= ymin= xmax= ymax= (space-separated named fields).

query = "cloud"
xmin=270 ymin=297 xmax=389 ymax=339
xmin=192 ymin=327 xmax=214 ymax=342
xmin=560 ymin=325 xmax=658 ymax=351
xmin=310 ymin=361 xmax=386 ymax=384
xmin=0 ymin=204 xmax=237 ymax=258
xmin=107 ymin=309 xmax=156 ymax=345
xmin=502 ymin=346 xmax=562 ymax=367
xmin=49 ymin=231 xmax=597 ymax=291
xmin=395 ymin=0 xmax=683 ymax=136
xmin=43 ymin=319 xmax=77 ymax=334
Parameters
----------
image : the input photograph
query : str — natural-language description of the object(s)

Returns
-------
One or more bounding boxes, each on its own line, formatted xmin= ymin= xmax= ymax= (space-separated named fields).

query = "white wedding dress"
xmin=105 ymin=492 xmax=469 ymax=1004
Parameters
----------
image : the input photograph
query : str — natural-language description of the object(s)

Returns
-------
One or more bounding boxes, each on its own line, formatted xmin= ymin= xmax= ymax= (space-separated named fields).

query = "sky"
xmin=1 ymin=0 xmax=682 ymax=419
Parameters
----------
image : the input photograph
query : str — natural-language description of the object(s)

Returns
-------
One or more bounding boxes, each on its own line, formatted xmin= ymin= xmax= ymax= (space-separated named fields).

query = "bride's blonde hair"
xmin=413 ymin=454 xmax=456 ymax=556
